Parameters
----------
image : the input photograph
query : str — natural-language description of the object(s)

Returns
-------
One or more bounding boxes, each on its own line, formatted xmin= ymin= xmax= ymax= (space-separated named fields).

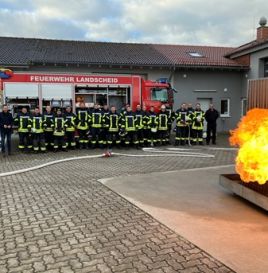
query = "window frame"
xmin=150 ymin=87 xmax=168 ymax=102
xmin=241 ymin=98 xmax=247 ymax=117
xmin=187 ymin=52 xmax=204 ymax=58
xmin=220 ymin=98 xmax=230 ymax=117
xmin=264 ymin=58 xmax=268 ymax=77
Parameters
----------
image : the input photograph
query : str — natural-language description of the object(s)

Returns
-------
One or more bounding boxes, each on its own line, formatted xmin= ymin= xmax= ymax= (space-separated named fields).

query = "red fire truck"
xmin=0 ymin=72 xmax=174 ymax=114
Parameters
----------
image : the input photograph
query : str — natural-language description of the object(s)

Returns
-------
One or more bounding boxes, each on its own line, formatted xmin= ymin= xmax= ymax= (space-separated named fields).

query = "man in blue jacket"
xmin=0 ymin=104 xmax=13 ymax=156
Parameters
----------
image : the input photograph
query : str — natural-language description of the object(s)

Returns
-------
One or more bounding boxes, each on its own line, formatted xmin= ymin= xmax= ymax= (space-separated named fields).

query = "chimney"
xmin=257 ymin=16 xmax=268 ymax=41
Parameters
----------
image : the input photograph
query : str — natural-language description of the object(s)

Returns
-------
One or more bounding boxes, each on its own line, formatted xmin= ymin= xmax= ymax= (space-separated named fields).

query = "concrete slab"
xmin=100 ymin=166 xmax=268 ymax=273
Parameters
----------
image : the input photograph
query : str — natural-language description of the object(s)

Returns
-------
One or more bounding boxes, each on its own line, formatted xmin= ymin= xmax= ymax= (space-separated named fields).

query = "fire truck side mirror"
xmin=167 ymin=89 xmax=174 ymax=104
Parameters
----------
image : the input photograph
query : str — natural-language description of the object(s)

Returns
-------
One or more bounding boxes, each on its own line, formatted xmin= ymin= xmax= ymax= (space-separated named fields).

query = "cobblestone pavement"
xmin=0 ymin=136 xmax=236 ymax=273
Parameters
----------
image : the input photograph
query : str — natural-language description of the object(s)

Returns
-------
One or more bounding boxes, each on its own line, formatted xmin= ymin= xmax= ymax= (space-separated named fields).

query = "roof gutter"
xmin=28 ymin=61 xmax=248 ymax=71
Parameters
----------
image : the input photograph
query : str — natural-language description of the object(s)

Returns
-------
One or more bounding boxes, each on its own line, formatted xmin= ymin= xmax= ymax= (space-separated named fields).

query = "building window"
xmin=220 ymin=98 xmax=230 ymax=117
xmin=188 ymin=52 xmax=204 ymax=58
xmin=264 ymin=58 xmax=268 ymax=77
xmin=241 ymin=98 xmax=247 ymax=116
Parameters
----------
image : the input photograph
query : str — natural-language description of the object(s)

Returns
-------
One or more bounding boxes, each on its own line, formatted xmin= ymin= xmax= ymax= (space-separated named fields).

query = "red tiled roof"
xmin=0 ymin=36 xmax=248 ymax=69
xmin=225 ymin=38 xmax=268 ymax=57
xmin=152 ymin=44 xmax=243 ymax=67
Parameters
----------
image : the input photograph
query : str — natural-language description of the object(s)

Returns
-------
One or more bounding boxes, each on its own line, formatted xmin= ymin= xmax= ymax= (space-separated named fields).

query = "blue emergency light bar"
xmin=156 ymin=78 xmax=169 ymax=84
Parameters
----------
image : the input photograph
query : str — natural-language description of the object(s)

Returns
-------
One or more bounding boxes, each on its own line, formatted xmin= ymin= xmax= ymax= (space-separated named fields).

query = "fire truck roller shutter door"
xmin=41 ymin=84 xmax=73 ymax=101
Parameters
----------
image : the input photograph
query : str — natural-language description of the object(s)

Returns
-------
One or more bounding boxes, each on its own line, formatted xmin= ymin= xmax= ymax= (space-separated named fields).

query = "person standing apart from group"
xmin=0 ymin=104 xmax=13 ymax=156
xmin=205 ymin=103 xmax=219 ymax=145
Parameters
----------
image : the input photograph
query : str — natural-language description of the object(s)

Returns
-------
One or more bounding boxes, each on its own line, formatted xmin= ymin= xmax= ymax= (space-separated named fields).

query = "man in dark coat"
xmin=205 ymin=104 xmax=219 ymax=145
xmin=0 ymin=104 xmax=13 ymax=156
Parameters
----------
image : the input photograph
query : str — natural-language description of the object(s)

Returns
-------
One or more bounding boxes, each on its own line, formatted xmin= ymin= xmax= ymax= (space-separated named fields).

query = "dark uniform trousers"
xmin=107 ymin=132 xmax=120 ymax=148
xmin=54 ymin=136 xmax=66 ymax=150
xmin=206 ymin=123 xmax=217 ymax=144
xmin=19 ymin=132 xmax=32 ymax=150
xmin=33 ymin=133 xmax=46 ymax=152
xmin=100 ymin=128 xmax=108 ymax=146
xmin=192 ymin=128 xmax=203 ymax=144
xmin=125 ymin=131 xmax=138 ymax=146
xmin=65 ymin=131 xmax=76 ymax=148
xmin=91 ymin=128 xmax=102 ymax=147
xmin=176 ymin=126 xmax=188 ymax=145
xmin=143 ymin=129 xmax=150 ymax=146
xmin=158 ymin=130 xmax=168 ymax=144
xmin=44 ymin=131 xmax=54 ymax=148
xmin=1 ymin=129 xmax=12 ymax=153
xmin=136 ymin=129 xmax=144 ymax=145
xmin=78 ymin=130 xmax=88 ymax=146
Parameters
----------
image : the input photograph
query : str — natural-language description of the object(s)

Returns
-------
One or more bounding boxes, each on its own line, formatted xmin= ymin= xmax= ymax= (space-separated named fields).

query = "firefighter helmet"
xmin=119 ymin=128 xmax=127 ymax=137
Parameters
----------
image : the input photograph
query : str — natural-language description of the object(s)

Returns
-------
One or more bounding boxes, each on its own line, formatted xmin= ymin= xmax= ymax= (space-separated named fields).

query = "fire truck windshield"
xmin=151 ymin=88 xmax=168 ymax=102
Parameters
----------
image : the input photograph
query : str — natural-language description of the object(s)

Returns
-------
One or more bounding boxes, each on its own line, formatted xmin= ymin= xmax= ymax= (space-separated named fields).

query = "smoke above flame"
xmin=230 ymin=108 xmax=268 ymax=185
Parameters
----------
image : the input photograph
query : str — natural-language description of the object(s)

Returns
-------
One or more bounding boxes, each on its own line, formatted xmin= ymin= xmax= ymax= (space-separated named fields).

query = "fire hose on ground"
xmin=0 ymin=148 xmax=216 ymax=178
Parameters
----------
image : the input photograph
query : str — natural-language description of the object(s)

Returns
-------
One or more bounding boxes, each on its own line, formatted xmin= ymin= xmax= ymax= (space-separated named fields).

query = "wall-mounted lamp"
xmin=223 ymin=88 xmax=228 ymax=92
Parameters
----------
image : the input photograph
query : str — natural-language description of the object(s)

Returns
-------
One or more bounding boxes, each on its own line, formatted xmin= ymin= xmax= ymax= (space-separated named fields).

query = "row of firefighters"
xmin=14 ymin=102 xmax=206 ymax=152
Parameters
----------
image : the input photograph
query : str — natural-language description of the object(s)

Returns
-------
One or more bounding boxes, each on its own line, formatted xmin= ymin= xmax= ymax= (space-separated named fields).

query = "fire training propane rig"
xmin=220 ymin=108 xmax=268 ymax=211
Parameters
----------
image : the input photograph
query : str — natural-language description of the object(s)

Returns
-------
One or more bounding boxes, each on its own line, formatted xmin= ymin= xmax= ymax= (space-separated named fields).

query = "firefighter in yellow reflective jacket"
xmin=104 ymin=106 xmax=121 ymax=149
xmin=90 ymin=104 xmax=104 ymax=148
xmin=186 ymin=103 xmax=194 ymax=144
xmin=53 ymin=109 xmax=67 ymax=152
xmin=141 ymin=105 xmax=150 ymax=146
xmin=158 ymin=105 xmax=169 ymax=145
xmin=192 ymin=103 xmax=205 ymax=145
xmin=175 ymin=103 xmax=190 ymax=146
xmin=64 ymin=106 xmax=76 ymax=149
xmin=166 ymin=108 xmax=175 ymax=145
xmin=120 ymin=106 xmax=138 ymax=148
xmin=76 ymin=102 xmax=90 ymax=149
xmin=14 ymin=107 xmax=32 ymax=152
xmin=147 ymin=106 xmax=159 ymax=147
xmin=31 ymin=107 xmax=46 ymax=152
xmin=135 ymin=104 xmax=146 ymax=147
xmin=101 ymin=104 xmax=109 ymax=147
xmin=43 ymin=106 xmax=54 ymax=150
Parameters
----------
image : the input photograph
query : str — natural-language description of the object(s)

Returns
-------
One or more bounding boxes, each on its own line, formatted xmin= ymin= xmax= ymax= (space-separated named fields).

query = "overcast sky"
xmin=0 ymin=0 xmax=267 ymax=47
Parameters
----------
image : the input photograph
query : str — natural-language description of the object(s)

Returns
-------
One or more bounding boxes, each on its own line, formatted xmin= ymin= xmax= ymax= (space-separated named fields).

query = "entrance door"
xmin=196 ymin=98 xmax=211 ymax=132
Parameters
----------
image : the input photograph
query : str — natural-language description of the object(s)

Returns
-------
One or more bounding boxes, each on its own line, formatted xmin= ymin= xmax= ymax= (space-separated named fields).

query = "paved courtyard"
xmin=0 ymin=135 xmax=237 ymax=273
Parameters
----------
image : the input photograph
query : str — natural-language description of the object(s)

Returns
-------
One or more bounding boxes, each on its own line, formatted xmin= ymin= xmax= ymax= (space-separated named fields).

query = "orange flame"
xmin=230 ymin=108 xmax=268 ymax=185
